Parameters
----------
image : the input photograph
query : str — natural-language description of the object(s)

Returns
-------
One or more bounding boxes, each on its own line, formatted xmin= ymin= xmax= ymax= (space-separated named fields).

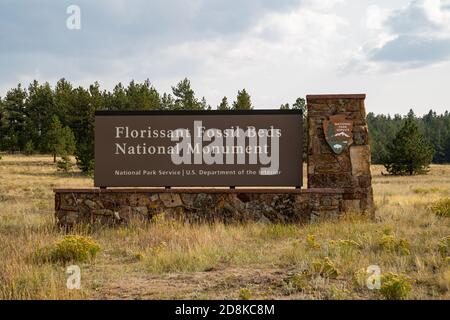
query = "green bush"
xmin=56 ymin=155 xmax=74 ymax=172
xmin=238 ymin=287 xmax=252 ymax=300
xmin=353 ymin=268 xmax=368 ymax=288
xmin=382 ymin=118 xmax=434 ymax=175
xmin=306 ymin=234 xmax=321 ymax=250
xmin=431 ymin=199 xmax=450 ymax=218
xmin=312 ymin=257 xmax=340 ymax=279
xmin=290 ymin=272 xmax=312 ymax=291
xmin=379 ymin=234 xmax=411 ymax=255
xmin=380 ymin=273 xmax=412 ymax=300
xmin=49 ymin=235 xmax=100 ymax=263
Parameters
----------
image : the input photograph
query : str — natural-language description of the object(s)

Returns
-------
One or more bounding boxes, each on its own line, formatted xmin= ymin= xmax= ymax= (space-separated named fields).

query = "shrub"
xmin=312 ymin=257 xmax=340 ymax=279
xmin=56 ymin=155 xmax=74 ymax=172
xmin=239 ymin=287 xmax=252 ymax=300
xmin=306 ymin=234 xmax=321 ymax=250
xmin=396 ymin=239 xmax=411 ymax=255
xmin=353 ymin=268 xmax=368 ymax=288
xmin=380 ymin=273 xmax=412 ymax=300
xmin=49 ymin=235 xmax=100 ymax=263
xmin=382 ymin=118 xmax=434 ymax=175
xmin=437 ymin=236 xmax=450 ymax=257
xmin=379 ymin=234 xmax=411 ymax=255
xmin=431 ymin=199 xmax=450 ymax=218
xmin=290 ymin=272 xmax=312 ymax=291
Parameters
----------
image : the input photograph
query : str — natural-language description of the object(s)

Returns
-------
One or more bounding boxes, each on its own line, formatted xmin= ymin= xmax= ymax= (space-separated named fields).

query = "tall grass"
xmin=0 ymin=156 xmax=449 ymax=299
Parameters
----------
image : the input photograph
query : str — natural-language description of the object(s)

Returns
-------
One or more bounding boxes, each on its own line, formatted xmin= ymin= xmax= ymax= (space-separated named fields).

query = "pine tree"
xmin=217 ymin=96 xmax=230 ymax=110
xmin=382 ymin=118 xmax=435 ymax=175
xmin=60 ymin=126 xmax=76 ymax=157
xmin=69 ymin=87 xmax=95 ymax=173
xmin=109 ymin=83 xmax=128 ymax=110
xmin=292 ymin=97 xmax=306 ymax=113
xmin=54 ymin=78 xmax=73 ymax=125
xmin=125 ymin=79 xmax=160 ymax=110
xmin=200 ymin=97 xmax=210 ymax=110
xmin=160 ymin=93 xmax=175 ymax=110
xmin=2 ymin=84 xmax=27 ymax=153
xmin=56 ymin=155 xmax=74 ymax=172
xmin=232 ymin=89 xmax=252 ymax=110
xmin=25 ymin=81 xmax=56 ymax=152
xmin=46 ymin=115 xmax=62 ymax=162
xmin=56 ymin=127 xmax=76 ymax=173
xmin=445 ymin=135 xmax=450 ymax=163
xmin=45 ymin=115 xmax=76 ymax=162
xmin=171 ymin=78 xmax=203 ymax=110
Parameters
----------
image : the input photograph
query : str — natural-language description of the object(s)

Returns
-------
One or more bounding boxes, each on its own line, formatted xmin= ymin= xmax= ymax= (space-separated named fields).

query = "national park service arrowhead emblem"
xmin=323 ymin=115 xmax=353 ymax=154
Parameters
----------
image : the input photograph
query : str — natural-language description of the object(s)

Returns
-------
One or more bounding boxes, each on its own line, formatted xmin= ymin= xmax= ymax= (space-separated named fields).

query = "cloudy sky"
xmin=1 ymin=0 xmax=449 ymax=115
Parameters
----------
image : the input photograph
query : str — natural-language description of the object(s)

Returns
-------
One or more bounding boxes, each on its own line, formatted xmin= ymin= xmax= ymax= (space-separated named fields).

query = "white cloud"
xmin=151 ymin=1 xmax=350 ymax=72
xmin=355 ymin=0 xmax=450 ymax=69
xmin=128 ymin=1 xmax=352 ymax=106
xmin=366 ymin=5 xmax=390 ymax=30
xmin=302 ymin=0 xmax=347 ymax=11
xmin=421 ymin=0 xmax=450 ymax=28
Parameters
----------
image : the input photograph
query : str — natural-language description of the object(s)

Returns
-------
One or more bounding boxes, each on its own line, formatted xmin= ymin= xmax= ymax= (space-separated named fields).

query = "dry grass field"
xmin=0 ymin=154 xmax=449 ymax=300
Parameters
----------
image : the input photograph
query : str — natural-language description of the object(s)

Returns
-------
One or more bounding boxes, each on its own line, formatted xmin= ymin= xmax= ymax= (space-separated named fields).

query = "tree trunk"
xmin=53 ymin=153 xmax=56 ymax=163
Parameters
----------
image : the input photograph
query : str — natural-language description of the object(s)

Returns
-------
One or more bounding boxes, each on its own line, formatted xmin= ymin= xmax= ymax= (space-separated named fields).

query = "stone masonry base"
xmin=54 ymin=188 xmax=373 ymax=226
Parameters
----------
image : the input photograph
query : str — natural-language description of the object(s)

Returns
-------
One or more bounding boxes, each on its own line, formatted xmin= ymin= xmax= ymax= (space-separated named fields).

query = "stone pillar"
xmin=306 ymin=94 xmax=374 ymax=216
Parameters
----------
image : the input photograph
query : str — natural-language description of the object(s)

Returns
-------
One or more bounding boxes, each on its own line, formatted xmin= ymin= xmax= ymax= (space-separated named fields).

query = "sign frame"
xmin=94 ymin=109 xmax=303 ymax=188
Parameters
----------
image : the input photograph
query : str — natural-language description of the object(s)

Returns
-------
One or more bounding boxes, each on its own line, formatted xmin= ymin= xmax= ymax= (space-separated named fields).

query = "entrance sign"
xmin=323 ymin=114 xmax=353 ymax=154
xmin=94 ymin=110 xmax=303 ymax=187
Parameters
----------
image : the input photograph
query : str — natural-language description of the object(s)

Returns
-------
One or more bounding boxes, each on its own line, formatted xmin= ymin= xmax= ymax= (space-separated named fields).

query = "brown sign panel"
xmin=323 ymin=114 xmax=353 ymax=154
xmin=94 ymin=110 xmax=303 ymax=187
